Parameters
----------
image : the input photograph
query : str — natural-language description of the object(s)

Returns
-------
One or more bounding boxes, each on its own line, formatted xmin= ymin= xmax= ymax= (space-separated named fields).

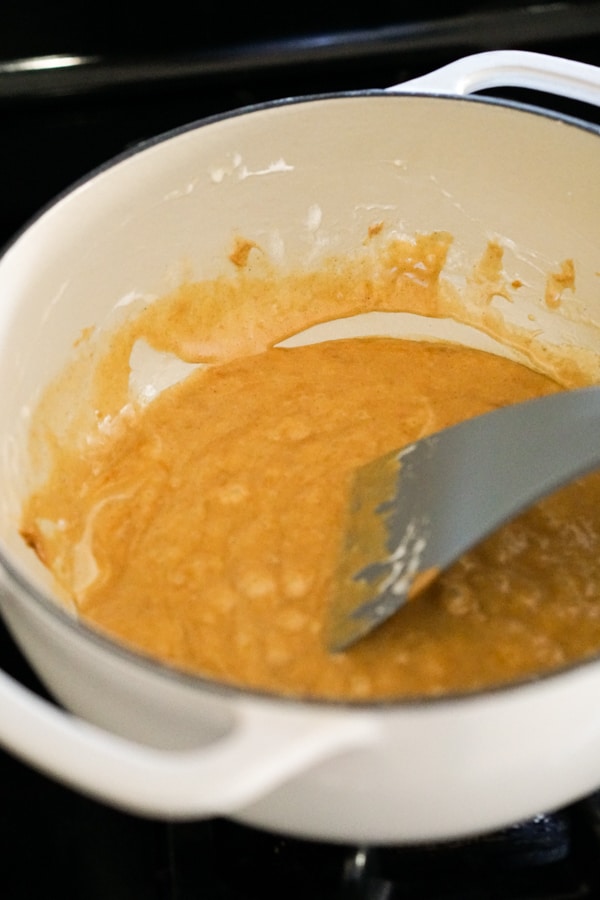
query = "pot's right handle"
xmin=387 ymin=50 xmax=600 ymax=109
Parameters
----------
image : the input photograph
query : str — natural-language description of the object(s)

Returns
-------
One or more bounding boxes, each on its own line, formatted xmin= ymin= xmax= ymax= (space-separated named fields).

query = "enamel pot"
xmin=0 ymin=51 xmax=599 ymax=844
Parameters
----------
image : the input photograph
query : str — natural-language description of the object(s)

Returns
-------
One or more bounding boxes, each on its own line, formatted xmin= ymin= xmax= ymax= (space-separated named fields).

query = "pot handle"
xmin=0 ymin=663 xmax=376 ymax=818
xmin=387 ymin=50 xmax=600 ymax=109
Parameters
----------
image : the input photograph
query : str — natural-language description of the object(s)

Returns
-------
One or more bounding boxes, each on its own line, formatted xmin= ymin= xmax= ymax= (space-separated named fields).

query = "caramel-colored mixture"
xmin=21 ymin=335 xmax=600 ymax=700
xmin=19 ymin=231 xmax=600 ymax=700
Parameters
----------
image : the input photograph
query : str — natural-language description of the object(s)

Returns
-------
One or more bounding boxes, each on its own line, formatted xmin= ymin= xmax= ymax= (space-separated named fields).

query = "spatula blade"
xmin=326 ymin=386 xmax=600 ymax=653
xmin=326 ymin=441 xmax=439 ymax=652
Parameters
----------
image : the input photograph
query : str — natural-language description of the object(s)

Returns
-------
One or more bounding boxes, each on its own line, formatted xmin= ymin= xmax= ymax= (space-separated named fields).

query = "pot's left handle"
xmin=0 ymin=664 xmax=376 ymax=817
xmin=387 ymin=50 xmax=600 ymax=109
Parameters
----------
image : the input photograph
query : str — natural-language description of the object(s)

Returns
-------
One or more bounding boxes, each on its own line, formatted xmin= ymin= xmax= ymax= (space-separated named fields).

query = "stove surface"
xmin=2 ymin=3 xmax=600 ymax=896
xmin=3 ymin=752 xmax=600 ymax=899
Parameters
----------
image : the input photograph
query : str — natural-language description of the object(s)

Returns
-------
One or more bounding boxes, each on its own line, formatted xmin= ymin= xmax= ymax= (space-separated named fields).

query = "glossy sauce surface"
xmin=21 ymin=335 xmax=600 ymax=700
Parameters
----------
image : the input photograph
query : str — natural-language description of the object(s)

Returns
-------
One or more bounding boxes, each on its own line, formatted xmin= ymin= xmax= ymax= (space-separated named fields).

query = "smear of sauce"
xmin=545 ymin=258 xmax=575 ymax=309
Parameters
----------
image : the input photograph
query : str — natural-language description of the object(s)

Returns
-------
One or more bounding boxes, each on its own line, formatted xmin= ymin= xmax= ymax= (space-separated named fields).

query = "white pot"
xmin=0 ymin=50 xmax=600 ymax=845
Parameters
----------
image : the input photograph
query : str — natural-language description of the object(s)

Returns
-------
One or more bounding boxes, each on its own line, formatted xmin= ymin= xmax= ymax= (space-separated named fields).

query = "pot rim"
xmin=2 ymin=85 xmax=600 ymax=714
xmin=2 ymin=83 xmax=599 ymax=257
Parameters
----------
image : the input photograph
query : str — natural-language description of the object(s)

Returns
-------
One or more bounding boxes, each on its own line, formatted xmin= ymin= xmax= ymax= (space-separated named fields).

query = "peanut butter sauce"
xmin=20 ymin=233 xmax=600 ymax=700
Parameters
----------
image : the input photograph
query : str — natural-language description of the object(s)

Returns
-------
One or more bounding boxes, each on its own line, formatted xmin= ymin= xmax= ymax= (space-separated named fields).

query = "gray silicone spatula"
xmin=327 ymin=386 xmax=600 ymax=652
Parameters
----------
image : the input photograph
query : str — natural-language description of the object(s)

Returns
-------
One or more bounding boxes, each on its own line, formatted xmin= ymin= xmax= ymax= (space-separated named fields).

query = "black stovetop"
xmin=2 ymin=3 xmax=600 ymax=896
xmin=4 ymin=740 xmax=600 ymax=899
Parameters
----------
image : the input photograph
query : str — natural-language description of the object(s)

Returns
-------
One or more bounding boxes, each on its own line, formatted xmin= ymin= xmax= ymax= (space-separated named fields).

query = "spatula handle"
xmin=390 ymin=387 xmax=600 ymax=568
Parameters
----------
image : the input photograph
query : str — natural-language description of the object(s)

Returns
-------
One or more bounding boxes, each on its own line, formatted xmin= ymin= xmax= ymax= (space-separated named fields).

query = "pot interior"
xmin=1 ymin=90 xmax=600 ymax=626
